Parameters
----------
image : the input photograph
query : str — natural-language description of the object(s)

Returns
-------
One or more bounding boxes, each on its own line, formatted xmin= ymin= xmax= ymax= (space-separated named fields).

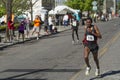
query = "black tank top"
xmin=85 ymin=25 xmax=97 ymax=44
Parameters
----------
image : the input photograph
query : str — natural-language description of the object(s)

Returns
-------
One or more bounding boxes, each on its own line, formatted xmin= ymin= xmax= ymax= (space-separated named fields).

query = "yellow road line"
xmin=99 ymin=47 xmax=108 ymax=57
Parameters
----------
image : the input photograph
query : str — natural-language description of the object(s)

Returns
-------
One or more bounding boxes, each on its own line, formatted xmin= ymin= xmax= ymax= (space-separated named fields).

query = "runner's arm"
xmin=82 ymin=26 xmax=87 ymax=40
xmin=92 ymin=25 xmax=102 ymax=39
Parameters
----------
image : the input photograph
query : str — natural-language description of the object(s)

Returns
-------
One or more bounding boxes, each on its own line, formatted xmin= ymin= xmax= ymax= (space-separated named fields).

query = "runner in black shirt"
xmin=82 ymin=17 xmax=102 ymax=76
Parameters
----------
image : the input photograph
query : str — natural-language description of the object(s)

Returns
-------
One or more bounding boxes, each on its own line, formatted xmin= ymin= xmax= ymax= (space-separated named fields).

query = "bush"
xmin=0 ymin=25 xmax=6 ymax=31
xmin=0 ymin=23 xmax=19 ymax=31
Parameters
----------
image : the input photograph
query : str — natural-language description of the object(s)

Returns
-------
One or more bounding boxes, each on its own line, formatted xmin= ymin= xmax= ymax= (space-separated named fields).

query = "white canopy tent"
xmin=49 ymin=5 xmax=78 ymax=15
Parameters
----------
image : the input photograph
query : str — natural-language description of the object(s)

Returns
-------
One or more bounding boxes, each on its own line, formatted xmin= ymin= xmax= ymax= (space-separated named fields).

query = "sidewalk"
xmin=0 ymin=26 xmax=71 ymax=50
xmin=71 ymin=31 xmax=120 ymax=80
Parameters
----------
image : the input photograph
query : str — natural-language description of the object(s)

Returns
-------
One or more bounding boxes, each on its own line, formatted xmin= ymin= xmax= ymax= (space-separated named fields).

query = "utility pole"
xmin=55 ymin=0 xmax=57 ymax=7
xmin=103 ymin=0 xmax=107 ymax=14
xmin=114 ymin=0 xmax=117 ymax=14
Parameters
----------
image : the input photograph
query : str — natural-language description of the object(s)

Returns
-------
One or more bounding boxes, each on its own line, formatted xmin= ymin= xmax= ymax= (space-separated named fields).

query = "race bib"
xmin=72 ymin=21 xmax=77 ymax=26
xmin=86 ymin=35 xmax=94 ymax=41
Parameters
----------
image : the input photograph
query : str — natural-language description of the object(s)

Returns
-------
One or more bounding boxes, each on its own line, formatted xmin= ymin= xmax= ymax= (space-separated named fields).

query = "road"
xmin=0 ymin=18 xmax=120 ymax=80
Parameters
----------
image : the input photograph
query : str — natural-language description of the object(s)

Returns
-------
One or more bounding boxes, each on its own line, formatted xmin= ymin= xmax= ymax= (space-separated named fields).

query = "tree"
xmin=83 ymin=0 xmax=93 ymax=17
xmin=1 ymin=0 xmax=39 ymax=21
xmin=65 ymin=0 xmax=84 ymax=12
xmin=65 ymin=0 xmax=93 ymax=16
xmin=0 ymin=1 xmax=6 ymax=17
xmin=96 ymin=0 xmax=104 ymax=13
xmin=2 ymin=0 xmax=13 ymax=39
xmin=28 ymin=0 xmax=38 ymax=21
xmin=1 ymin=0 xmax=30 ymax=41
xmin=12 ymin=0 xmax=39 ymax=21
xmin=12 ymin=0 xmax=30 ymax=15
xmin=118 ymin=1 xmax=120 ymax=10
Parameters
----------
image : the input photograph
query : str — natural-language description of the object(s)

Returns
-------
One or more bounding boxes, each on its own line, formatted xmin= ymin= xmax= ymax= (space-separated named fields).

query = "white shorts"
xmin=26 ymin=24 xmax=30 ymax=31
xmin=32 ymin=26 xmax=40 ymax=32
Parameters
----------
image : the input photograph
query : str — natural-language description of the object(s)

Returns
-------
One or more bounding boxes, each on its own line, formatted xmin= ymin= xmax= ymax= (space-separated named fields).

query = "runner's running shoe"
xmin=77 ymin=39 xmax=79 ymax=43
xmin=95 ymin=69 xmax=100 ymax=76
xmin=85 ymin=67 xmax=91 ymax=75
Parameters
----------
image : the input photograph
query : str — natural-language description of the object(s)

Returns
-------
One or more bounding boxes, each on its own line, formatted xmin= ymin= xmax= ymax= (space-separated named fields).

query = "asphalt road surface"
xmin=0 ymin=18 xmax=120 ymax=80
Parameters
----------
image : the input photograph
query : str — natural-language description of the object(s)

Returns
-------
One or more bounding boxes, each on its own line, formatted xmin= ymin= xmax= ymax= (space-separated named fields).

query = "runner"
xmin=71 ymin=17 xmax=79 ymax=44
xmin=31 ymin=15 xmax=41 ymax=40
xmin=82 ymin=17 xmax=102 ymax=76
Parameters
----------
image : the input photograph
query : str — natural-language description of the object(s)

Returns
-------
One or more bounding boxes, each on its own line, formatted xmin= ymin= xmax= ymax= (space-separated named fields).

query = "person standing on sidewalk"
xmin=18 ymin=20 xmax=26 ymax=42
xmin=82 ymin=17 xmax=102 ymax=76
xmin=71 ymin=17 xmax=79 ymax=44
xmin=38 ymin=15 xmax=44 ymax=32
xmin=48 ymin=15 xmax=53 ymax=34
xmin=63 ymin=13 xmax=69 ymax=27
xmin=7 ymin=18 xmax=15 ymax=42
xmin=31 ymin=15 xmax=41 ymax=40
xmin=44 ymin=16 xmax=49 ymax=35
xmin=25 ymin=17 xmax=30 ymax=38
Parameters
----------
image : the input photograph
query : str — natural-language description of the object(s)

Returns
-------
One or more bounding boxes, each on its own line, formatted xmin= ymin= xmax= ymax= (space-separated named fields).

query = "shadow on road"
xmin=0 ymin=68 xmax=81 ymax=80
xmin=90 ymin=70 xmax=120 ymax=80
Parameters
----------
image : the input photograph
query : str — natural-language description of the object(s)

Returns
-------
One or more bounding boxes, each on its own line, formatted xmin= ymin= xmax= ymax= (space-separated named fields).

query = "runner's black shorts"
xmin=84 ymin=43 xmax=99 ymax=54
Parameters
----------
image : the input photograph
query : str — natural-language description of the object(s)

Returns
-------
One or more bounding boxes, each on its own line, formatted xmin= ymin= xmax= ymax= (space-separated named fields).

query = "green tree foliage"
xmin=65 ymin=0 xmax=93 ymax=12
xmin=0 ymin=0 xmax=37 ymax=16
xmin=0 ymin=5 xmax=6 ymax=17
xmin=0 ymin=0 xmax=38 ymax=21
xmin=118 ymin=1 xmax=120 ymax=10
xmin=12 ymin=0 xmax=30 ymax=15
xmin=0 ymin=0 xmax=29 ymax=16
xmin=0 ymin=1 xmax=6 ymax=17
xmin=84 ymin=0 xmax=93 ymax=11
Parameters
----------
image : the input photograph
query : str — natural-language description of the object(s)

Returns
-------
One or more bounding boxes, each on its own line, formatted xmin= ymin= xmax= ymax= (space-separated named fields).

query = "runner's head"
xmin=86 ymin=17 xmax=92 ymax=27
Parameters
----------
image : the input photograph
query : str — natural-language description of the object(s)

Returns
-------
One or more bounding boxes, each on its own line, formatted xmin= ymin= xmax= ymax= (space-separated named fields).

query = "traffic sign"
xmin=92 ymin=1 xmax=97 ymax=6
xmin=92 ymin=6 xmax=97 ymax=11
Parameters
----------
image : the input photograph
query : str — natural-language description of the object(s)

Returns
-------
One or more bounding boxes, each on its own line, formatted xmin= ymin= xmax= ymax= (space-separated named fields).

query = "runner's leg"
xmin=92 ymin=52 xmax=100 ymax=69
xmin=75 ymin=29 xmax=79 ymax=40
xmin=72 ymin=29 xmax=75 ymax=41
xmin=92 ymin=52 xmax=100 ymax=76
xmin=84 ymin=46 xmax=91 ymax=75
xmin=84 ymin=46 xmax=91 ymax=67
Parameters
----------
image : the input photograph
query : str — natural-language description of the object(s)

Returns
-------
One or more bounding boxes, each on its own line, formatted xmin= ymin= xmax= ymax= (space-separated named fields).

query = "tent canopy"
xmin=49 ymin=5 xmax=79 ymax=15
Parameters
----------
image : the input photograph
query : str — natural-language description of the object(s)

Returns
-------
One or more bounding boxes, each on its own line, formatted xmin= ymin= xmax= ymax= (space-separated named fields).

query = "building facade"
xmin=29 ymin=0 xmax=66 ymax=20
xmin=42 ymin=0 xmax=55 ymax=10
xmin=31 ymin=0 xmax=55 ymax=20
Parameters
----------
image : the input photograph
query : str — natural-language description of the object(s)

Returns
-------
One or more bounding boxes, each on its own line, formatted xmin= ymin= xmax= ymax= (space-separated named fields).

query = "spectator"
xmin=63 ymin=13 xmax=69 ymax=27
xmin=44 ymin=17 xmax=49 ymax=35
xmin=31 ymin=15 xmax=41 ymax=40
xmin=18 ymin=20 xmax=26 ymax=42
xmin=7 ymin=18 xmax=15 ymax=42
xmin=25 ymin=17 xmax=30 ymax=38
xmin=48 ymin=15 xmax=53 ymax=34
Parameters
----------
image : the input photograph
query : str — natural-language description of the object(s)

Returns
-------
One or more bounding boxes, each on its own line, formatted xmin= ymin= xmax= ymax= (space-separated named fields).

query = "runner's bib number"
xmin=72 ymin=21 xmax=77 ymax=26
xmin=86 ymin=35 xmax=94 ymax=41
